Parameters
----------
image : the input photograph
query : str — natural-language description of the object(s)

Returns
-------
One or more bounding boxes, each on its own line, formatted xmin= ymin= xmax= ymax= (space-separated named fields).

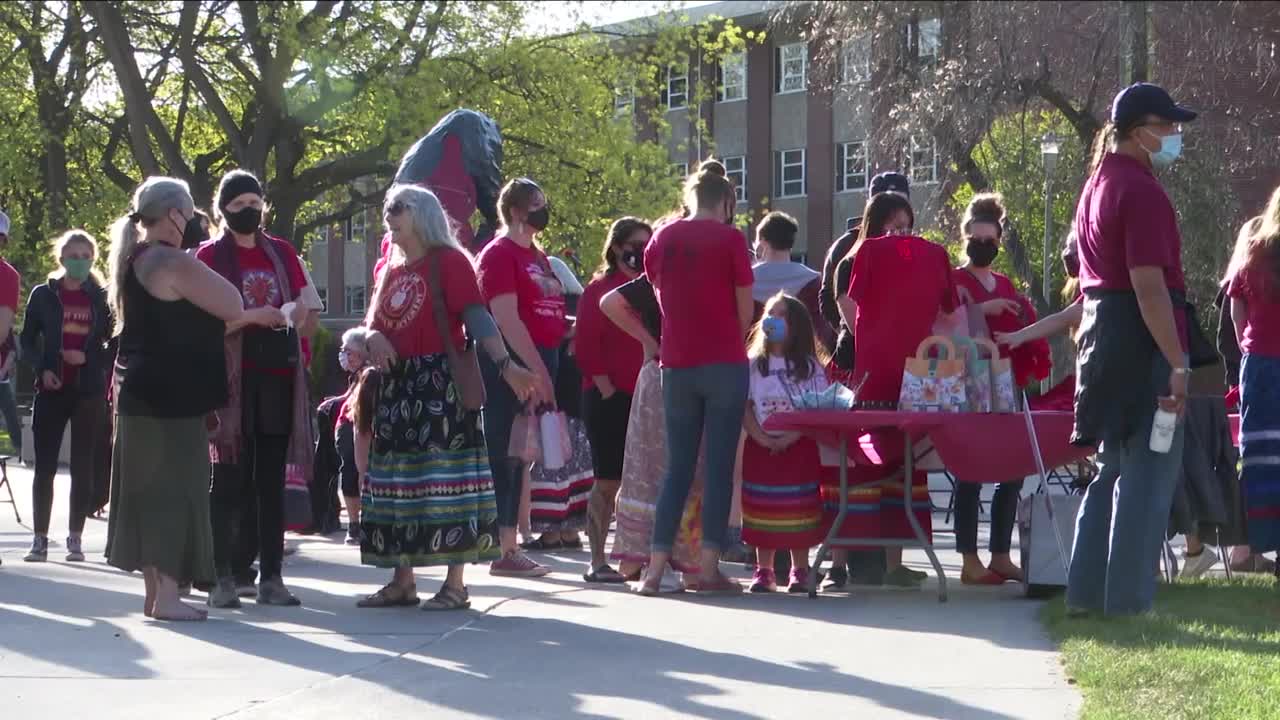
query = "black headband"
xmin=217 ymin=172 xmax=264 ymax=210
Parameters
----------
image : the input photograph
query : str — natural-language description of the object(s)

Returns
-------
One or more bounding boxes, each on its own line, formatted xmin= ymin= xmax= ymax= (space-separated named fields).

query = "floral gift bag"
xmin=898 ymin=336 xmax=967 ymax=413
xmin=980 ymin=338 xmax=1019 ymax=413
xmin=954 ymin=336 xmax=993 ymax=413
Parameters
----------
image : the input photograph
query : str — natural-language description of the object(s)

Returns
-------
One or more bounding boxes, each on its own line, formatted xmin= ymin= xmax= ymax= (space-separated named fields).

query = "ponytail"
xmin=1088 ymin=121 xmax=1115 ymax=177
xmin=107 ymin=214 xmax=141 ymax=336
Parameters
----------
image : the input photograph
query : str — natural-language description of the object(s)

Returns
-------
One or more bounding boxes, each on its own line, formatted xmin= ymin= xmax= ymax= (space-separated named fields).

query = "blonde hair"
xmin=107 ymin=177 xmax=195 ymax=334
xmin=1225 ymin=202 xmax=1277 ymax=297
xmin=49 ymin=230 xmax=106 ymax=285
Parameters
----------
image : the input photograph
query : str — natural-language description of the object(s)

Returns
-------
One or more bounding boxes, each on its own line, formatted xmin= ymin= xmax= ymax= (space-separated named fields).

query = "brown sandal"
xmin=357 ymin=583 xmax=419 ymax=608
xmin=421 ymin=585 xmax=470 ymax=611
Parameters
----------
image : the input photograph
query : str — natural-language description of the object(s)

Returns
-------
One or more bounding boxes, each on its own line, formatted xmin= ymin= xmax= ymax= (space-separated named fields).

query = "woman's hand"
xmin=981 ymin=298 xmax=1021 ymax=317
xmin=287 ymin=301 xmax=309 ymax=329
xmin=994 ymin=329 xmax=1026 ymax=349
xmin=537 ymin=370 xmax=557 ymax=409
xmin=502 ymin=363 xmax=538 ymax=404
xmin=60 ymin=349 xmax=87 ymax=366
xmin=366 ymin=331 xmax=397 ymax=370
xmin=247 ymin=306 xmax=286 ymax=328
xmin=41 ymin=370 xmax=62 ymax=391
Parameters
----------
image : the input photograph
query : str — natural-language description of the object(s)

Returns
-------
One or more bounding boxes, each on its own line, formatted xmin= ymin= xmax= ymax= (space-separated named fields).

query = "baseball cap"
xmin=1111 ymin=83 xmax=1197 ymax=132
xmin=869 ymin=171 xmax=910 ymax=198
xmin=0 ymin=210 xmax=9 ymax=236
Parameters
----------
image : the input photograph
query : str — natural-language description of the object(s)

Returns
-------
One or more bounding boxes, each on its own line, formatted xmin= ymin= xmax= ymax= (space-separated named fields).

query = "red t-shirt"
xmin=847 ymin=235 xmax=958 ymax=403
xmin=0 ymin=259 xmax=18 ymax=314
xmin=195 ymin=240 xmax=309 ymax=310
xmin=59 ymin=285 xmax=91 ymax=386
xmin=576 ymin=270 xmax=644 ymax=394
xmin=1074 ymin=152 xmax=1187 ymax=348
xmin=371 ymin=248 xmax=482 ymax=358
xmin=953 ymin=267 xmax=1052 ymax=386
xmin=475 ymin=236 xmax=566 ymax=349
xmin=644 ymin=218 xmax=754 ymax=369
xmin=1226 ymin=264 xmax=1280 ymax=357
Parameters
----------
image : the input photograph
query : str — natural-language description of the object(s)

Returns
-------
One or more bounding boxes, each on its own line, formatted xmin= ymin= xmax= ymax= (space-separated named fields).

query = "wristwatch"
xmin=1172 ymin=367 xmax=1192 ymax=375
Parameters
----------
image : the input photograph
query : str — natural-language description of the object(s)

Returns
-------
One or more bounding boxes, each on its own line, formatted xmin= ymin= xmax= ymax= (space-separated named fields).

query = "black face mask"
xmin=965 ymin=240 xmax=999 ymax=268
xmin=525 ymin=207 xmax=549 ymax=231
xmin=182 ymin=218 xmax=209 ymax=250
xmin=225 ymin=206 xmax=263 ymax=235
xmin=621 ymin=249 xmax=643 ymax=273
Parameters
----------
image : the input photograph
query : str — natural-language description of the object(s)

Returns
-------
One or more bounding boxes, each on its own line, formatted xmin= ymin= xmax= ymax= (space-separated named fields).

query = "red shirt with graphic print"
xmin=59 ymin=285 xmax=91 ymax=386
xmin=371 ymin=248 xmax=483 ymax=359
xmin=475 ymin=236 xmax=566 ymax=349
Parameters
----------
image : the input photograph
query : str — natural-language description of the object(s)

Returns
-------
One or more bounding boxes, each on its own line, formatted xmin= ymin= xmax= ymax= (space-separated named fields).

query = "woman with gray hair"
xmin=104 ymin=176 xmax=245 ymax=621
xmin=354 ymin=184 xmax=536 ymax=610
xmin=313 ymin=326 xmax=373 ymax=543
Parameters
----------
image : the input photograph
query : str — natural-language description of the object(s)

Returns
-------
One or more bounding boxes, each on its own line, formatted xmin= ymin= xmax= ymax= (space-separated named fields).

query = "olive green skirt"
xmin=105 ymin=414 xmax=215 ymax=584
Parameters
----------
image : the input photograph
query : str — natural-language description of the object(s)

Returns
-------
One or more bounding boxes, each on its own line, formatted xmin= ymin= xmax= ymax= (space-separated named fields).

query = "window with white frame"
xmin=723 ymin=155 xmax=746 ymax=203
xmin=836 ymin=141 xmax=868 ymax=193
xmin=907 ymin=137 xmax=938 ymax=184
xmin=717 ymin=52 xmax=746 ymax=102
xmin=776 ymin=43 xmax=808 ymax=94
xmin=345 ymin=285 xmax=367 ymax=315
xmin=350 ymin=209 xmax=366 ymax=244
xmin=614 ymin=85 xmax=634 ymax=117
xmin=671 ymin=162 xmax=689 ymax=178
xmin=841 ymin=38 xmax=871 ymax=84
xmin=774 ymin=148 xmax=806 ymax=198
xmin=911 ymin=17 xmax=941 ymax=62
xmin=663 ymin=64 xmax=688 ymax=110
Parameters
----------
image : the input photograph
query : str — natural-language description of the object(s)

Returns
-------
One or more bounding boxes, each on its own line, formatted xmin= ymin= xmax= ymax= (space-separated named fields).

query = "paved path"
xmin=0 ymin=464 xmax=1080 ymax=719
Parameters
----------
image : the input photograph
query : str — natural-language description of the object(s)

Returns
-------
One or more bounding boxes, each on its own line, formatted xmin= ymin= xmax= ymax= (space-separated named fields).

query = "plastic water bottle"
xmin=1149 ymin=407 xmax=1178 ymax=454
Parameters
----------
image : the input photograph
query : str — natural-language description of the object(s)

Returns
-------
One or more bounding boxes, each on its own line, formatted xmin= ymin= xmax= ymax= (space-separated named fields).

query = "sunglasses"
xmin=385 ymin=201 xmax=409 ymax=216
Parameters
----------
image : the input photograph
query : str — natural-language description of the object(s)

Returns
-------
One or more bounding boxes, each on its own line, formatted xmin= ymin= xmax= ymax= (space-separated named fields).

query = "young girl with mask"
xmin=950 ymin=193 xmax=1050 ymax=585
xmin=20 ymin=231 xmax=112 ymax=562
xmin=741 ymin=293 xmax=828 ymax=593
xmin=314 ymin=328 xmax=374 ymax=543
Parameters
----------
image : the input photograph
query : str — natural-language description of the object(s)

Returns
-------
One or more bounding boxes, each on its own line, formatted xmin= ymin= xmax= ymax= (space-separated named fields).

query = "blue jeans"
xmin=652 ymin=362 xmax=749 ymax=554
xmin=481 ymin=345 xmax=558 ymax=530
xmin=1066 ymin=379 xmax=1184 ymax=615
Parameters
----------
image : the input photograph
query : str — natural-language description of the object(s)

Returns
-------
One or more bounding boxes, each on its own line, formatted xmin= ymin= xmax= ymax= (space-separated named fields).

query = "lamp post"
xmin=1040 ymin=131 xmax=1060 ymax=391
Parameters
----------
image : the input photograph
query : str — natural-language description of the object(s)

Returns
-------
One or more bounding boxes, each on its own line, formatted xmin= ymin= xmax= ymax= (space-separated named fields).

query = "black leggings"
xmin=211 ymin=432 xmax=289 ymax=582
xmin=954 ymin=480 xmax=1023 ymax=555
xmin=31 ymin=388 xmax=104 ymax=535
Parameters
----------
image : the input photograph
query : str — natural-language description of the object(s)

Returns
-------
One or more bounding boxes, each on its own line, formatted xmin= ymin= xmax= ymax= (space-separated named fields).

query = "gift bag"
xmin=983 ymin=338 xmax=1018 ymax=413
xmin=539 ymin=411 xmax=573 ymax=470
xmin=899 ymin=336 xmax=966 ymax=413
xmin=954 ymin=336 xmax=992 ymax=413
xmin=509 ymin=409 xmax=541 ymax=463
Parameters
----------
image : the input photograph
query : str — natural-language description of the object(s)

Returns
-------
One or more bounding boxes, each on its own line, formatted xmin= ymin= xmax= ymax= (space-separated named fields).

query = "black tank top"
xmin=115 ymin=247 xmax=229 ymax=417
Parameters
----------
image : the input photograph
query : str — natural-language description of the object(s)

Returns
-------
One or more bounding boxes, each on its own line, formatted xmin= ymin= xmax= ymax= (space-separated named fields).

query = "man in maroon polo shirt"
xmin=1067 ymin=83 xmax=1197 ymax=617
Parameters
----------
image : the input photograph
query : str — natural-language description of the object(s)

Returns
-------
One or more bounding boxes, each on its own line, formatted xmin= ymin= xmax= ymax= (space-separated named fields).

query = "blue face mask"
xmin=762 ymin=316 xmax=788 ymax=343
xmin=1143 ymin=129 xmax=1182 ymax=169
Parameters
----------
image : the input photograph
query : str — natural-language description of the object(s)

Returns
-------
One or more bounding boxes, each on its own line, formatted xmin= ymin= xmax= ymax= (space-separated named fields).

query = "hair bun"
xmin=965 ymin=192 xmax=1006 ymax=226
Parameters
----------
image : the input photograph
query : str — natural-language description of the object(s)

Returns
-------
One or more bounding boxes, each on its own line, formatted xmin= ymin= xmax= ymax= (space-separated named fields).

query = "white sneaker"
xmin=1180 ymin=547 xmax=1219 ymax=579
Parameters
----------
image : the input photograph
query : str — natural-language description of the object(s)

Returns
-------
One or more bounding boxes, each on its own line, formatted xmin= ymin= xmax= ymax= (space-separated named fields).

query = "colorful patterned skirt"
xmin=741 ymin=435 xmax=825 ymax=550
xmin=820 ymin=439 xmax=932 ymax=544
xmin=361 ymin=354 xmax=500 ymax=568
xmin=1239 ymin=353 xmax=1280 ymax=553
xmin=530 ymin=416 xmax=594 ymax=533
xmin=611 ymin=360 xmax=704 ymax=573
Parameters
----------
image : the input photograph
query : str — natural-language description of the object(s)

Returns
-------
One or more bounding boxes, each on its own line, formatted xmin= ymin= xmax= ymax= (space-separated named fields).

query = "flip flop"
xmin=583 ymin=565 xmax=627 ymax=584
xmin=961 ymin=570 xmax=1007 ymax=586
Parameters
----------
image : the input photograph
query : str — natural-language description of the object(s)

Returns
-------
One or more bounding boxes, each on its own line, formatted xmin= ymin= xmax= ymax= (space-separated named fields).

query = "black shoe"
xmin=24 ymin=536 xmax=48 ymax=562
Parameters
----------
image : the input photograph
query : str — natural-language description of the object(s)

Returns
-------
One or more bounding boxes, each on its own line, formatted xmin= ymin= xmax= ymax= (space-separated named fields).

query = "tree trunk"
xmin=1123 ymin=1 xmax=1149 ymax=84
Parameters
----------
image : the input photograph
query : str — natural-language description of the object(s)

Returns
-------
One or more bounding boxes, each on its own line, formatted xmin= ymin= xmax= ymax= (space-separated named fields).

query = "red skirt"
xmin=741 ymin=436 xmax=825 ymax=550
xmin=820 ymin=462 xmax=932 ymax=545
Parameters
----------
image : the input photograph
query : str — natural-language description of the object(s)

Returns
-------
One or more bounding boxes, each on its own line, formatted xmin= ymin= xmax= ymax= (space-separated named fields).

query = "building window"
xmin=909 ymin=17 xmax=941 ymax=62
xmin=723 ymin=155 xmax=746 ymax=203
xmin=775 ymin=43 xmax=808 ymax=94
xmin=349 ymin=209 xmax=366 ymax=244
xmin=614 ymin=85 xmax=634 ymax=117
xmin=315 ymin=286 xmax=328 ymax=313
xmin=662 ymin=63 xmax=688 ymax=111
xmin=345 ymin=285 xmax=367 ymax=315
xmin=774 ymin=148 xmax=806 ymax=198
xmin=717 ymin=52 xmax=746 ymax=102
xmin=841 ymin=38 xmax=871 ymax=85
xmin=836 ymin=141 xmax=868 ymax=193
xmin=671 ymin=162 xmax=689 ymax=178
xmin=907 ymin=137 xmax=938 ymax=184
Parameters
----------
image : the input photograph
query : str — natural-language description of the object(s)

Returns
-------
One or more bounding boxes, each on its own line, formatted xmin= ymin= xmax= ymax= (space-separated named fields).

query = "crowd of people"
xmin=0 ymin=81 xmax=1277 ymax=621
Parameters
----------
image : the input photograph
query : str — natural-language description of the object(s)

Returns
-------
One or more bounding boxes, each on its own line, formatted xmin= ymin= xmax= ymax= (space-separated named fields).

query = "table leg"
xmin=902 ymin=435 xmax=947 ymax=602
xmin=809 ymin=434 xmax=847 ymax=599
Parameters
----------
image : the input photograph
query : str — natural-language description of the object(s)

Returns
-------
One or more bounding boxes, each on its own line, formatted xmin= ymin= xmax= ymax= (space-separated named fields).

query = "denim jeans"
xmin=651 ymin=362 xmax=749 ymax=554
xmin=1066 ymin=394 xmax=1184 ymax=615
xmin=481 ymin=345 xmax=558 ymax=530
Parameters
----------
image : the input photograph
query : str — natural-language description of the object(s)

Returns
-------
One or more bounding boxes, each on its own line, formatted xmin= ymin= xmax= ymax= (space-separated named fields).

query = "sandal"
xmin=356 ymin=583 xmax=419 ymax=608
xmin=583 ymin=565 xmax=627 ymax=584
xmin=520 ymin=536 xmax=562 ymax=551
xmin=421 ymin=585 xmax=471 ymax=611
xmin=694 ymin=572 xmax=744 ymax=595
xmin=961 ymin=569 xmax=1006 ymax=586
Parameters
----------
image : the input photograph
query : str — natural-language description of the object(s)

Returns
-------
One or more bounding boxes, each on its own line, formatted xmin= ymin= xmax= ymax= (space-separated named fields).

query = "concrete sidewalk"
xmin=0 ymin=464 xmax=1080 ymax=719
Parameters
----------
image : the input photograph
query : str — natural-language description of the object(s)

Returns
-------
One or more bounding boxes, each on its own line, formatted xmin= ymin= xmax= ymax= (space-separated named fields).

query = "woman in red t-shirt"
xmin=474 ymin=178 xmax=567 ymax=578
xmin=835 ymin=191 xmax=961 ymax=588
xmin=951 ymin=194 xmax=1049 ymax=585
xmin=196 ymin=170 xmax=313 ymax=608
xmin=351 ymin=184 xmax=534 ymax=610
xmin=577 ymin=216 xmax=652 ymax=583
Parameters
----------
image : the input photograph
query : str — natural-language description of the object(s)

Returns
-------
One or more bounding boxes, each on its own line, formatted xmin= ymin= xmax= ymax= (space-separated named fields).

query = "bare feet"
xmin=151 ymin=599 xmax=208 ymax=622
xmin=143 ymin=568 xmax=158 ymax=618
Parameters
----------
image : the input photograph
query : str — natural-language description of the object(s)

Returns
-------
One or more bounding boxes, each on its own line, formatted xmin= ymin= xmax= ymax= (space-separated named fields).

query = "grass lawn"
xmin=1043 ymin=575 xmax=1280 ymax=720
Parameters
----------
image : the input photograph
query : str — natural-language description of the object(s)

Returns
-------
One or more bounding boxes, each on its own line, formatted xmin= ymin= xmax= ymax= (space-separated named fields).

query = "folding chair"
xmin=0 ymin=455 xmax=20 ymax=523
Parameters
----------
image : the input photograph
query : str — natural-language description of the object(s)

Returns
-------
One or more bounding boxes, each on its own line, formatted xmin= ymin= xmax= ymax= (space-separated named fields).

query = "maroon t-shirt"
xmin=1227 ymin=265 xmax=1280 ymax=357
xmin=1074 ymin=152 xmax=1187 ymax=348
xmin=59 ymin=286 xmax=91 ymax=386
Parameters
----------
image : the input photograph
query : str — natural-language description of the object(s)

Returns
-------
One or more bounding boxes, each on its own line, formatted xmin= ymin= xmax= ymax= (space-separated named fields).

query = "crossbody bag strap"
xmin=424 ymin=249 xmax=462 ymax=363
